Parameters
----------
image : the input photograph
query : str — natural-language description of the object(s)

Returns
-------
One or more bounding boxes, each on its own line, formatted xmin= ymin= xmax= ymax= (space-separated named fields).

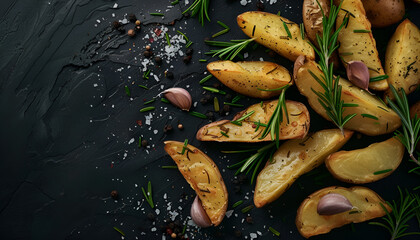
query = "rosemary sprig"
xmin=141 ymin=181 xmax=154 ymax=208
xmin=307 ymin=0 xmax=355 ymax=134
xmin=182 ymin=0 xmax=211 ymax=26
xmin=224 ymin=102 xmax=244 ymax=107
xmin=202 ymin=86 xmax=226 ymax=94
xmin=205 ymin=38 xmax=255 ymax=60
xmin=231 ymin=110 xmax=255 ymax=126
xmin=150 ymin=13 xmax=164 ymax=16
xmin=269 ymin=226 xmax=281 ymax=237
xmin=113 ymin=227 xmax=125 ymax=236
xmin=181 ymin=139 xmax=188 ymax=155
xmin=386 ymin=85 xmax=420 ymax=167
xmin=227 ymin=142 xmax=277 ymax=184
xmin=259 ymin=86 xmax=289 ymax=148
xmin=369 ymin=187 xmax=420 ymax=239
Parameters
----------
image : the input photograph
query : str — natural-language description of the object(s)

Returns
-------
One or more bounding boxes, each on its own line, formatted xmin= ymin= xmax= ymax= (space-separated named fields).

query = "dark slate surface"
xmin=0 ymin=0 xmax=419 ymax=239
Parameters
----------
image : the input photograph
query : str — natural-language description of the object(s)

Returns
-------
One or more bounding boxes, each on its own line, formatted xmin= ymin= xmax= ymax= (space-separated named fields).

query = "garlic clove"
xmin=345 ymin=61 xmax=372 ymax=93
xmin=163 ymin=87 xmax=192 ymax=111
xmin=190 ymin=195 xmax=212 ymax=228
xmin=317 ymin=193 xmax=353 ymax=215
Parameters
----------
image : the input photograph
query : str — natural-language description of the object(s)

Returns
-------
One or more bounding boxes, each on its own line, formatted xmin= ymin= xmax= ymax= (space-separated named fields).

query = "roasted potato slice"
xmin=164 ymin=141 xmax=228 ymax=226
xmin=302 ymin=0 xmax=330 ymax=45
xmin=294 ymin=59 xmax=401 ymax=136
xmin=384 ymin=19 xmax=420 ymax=99
xmin=326 ymin=137 xmax=404 ymax=184
xmin=254 ymin=129 xmax=353 ymax=208
xmin=361 ymin=0 xmax=405 ymax=28
xmin=196 ymin=100 xmax=310 ymax=142
xmin=336 ymin=0 xmax=388 ymax=91
xmin=207 ymin=61 xmax=292 ymax=99
xmin=237 ymin=11 xmax=315 ymax=61
xmin=296 ymin=186 xmax=390 ymax=238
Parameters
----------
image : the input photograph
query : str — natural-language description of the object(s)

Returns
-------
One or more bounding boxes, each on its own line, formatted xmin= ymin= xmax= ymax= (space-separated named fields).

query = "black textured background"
xmin=0 ymin=0 xmax=419 ymax=239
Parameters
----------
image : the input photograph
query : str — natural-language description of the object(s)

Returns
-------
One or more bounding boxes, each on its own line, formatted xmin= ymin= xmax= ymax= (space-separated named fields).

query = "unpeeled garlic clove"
xmin=317 ymin=193 xmax=353 ymax=215
xmin=163 ymin=87 xmax=192 ymax=111
xmin=346 ymin=61 xmax=371 ymax=93
xmin=190 ymin=195 xmax=212 ymax=228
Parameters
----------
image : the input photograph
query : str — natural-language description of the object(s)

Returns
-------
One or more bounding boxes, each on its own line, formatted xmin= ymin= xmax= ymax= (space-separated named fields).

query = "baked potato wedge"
xmin=410 ymin=101 xmax=420 ymax=151
xmin=325 ymin=137 xmax=404 ymax=184
xmin=296 ymin=186 xmax=390 ymax=238
xmin=361 ymin=0 xmax=405 ymax=28
xmin=336 ymin=0 xmax=388 ymax=91
xmin=384 ymin=19 xmax=420 ymax=99
xmin=302 ymin=0 xmax=329 ymax=46
xmin=164 ymin=141 xmax=228 ymax=226
xmin=294 ymin=59 xmax=401 ymax=136
xmin=207 ymin=61 xmax=292 ymax=99
xmin=237 ymin=11 xmax=315 ymax=61
xmin=196 ymin=100 xmax=310 ymax=142
xmin=254 ymin=129 xmax=353 ymax=208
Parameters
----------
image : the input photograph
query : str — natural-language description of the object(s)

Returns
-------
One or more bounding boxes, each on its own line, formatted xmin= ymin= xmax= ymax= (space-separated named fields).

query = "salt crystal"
xmin=113 ymin=3 xmax=118 ymax=8
xmin=151 ymin=227 xmax=157 ymax=232
xmin=155 ymin=209 xmax=160 ymax=215
xmin=225 ymin=210 xmax=234 ymax=218
xmin=153 ymin=130 xmax=158 ymax=134
xmin=250 ymin=233 xmax=257 ymax=239
xmin=128 ymin=138 xmax=135 ymax=144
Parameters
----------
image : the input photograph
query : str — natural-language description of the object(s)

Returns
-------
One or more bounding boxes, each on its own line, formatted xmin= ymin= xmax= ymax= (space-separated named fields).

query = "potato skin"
xmin=294 ymin=59 xmax=401 ymax=136
xmin=384 ymin=19 xmax=420 ymax=99
xmin=196 ymin=100 xmax=310 ymax=142
xmin=336 ymin=0 xmax=388 ymax=91
xmin=325 ymin=137 xmax=404 ymax=184
xmin=237 ymin=11 xmax=315 ymax=61
xmin=302 ymin=0 xmax=329 ymax=45
xmin=296 ymin=186 xmax=390 ymax=238
xmin=410 ymin=101 xmax=420 ymax=151
xmin=207 ymin=61 xmax=292 ymax=99
xmin=361 ymin=0 xmax=405 ymax=28
xmin=164 ymin=141 xmax=228 ymax=226
xmin=254 ymin=129 xmax=353 ymax=208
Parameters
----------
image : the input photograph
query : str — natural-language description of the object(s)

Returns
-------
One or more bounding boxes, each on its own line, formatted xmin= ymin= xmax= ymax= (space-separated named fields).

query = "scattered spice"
xmin=155 ymin=56 xmax=163 ymax=65
xmin=143 ymin=50 xmax=152 ymax=58
xmin=232 ymin=200 xmax=243 ymax=208
xmin=112 ymin=21 xmax=121 ymax=29
xmin=246 ymin=216 xmax=254 ymax=224
xmin=183 ymin=55 xmax=192 ymax=64
xmin=164 ymin=124 xmax=173 ymax=133
xmin=256 ymin=1 xmax=265 ymax=11
xmin=165 ymin=71 xmax=174 ymax=79
xmin=128 ymin=13 xmax=137 ymax=22
xmin=186 ymin=48 xmax=193 ymax=56
xmin=199 ymin=75 xmax=213 ymax=85
xmin=140 ymin=106 xmax=155 ymax=112
xmin=135 ymin=20 xmax=141 ymax=26
xmin=241 ymin=205 xmax=254 ymax=213
xmin=177 ymin=123 xmax=184 ymax=130
xmin=141 ymin=139 xmax=149 ymax=147
xmin=111 ymin=190 xmax=119 ymax=200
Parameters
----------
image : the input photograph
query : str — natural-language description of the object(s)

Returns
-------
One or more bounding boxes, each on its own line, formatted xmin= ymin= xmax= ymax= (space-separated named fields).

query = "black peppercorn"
xmin=234 ymin=230 xmax=242 ymax=238
xmin=204 ymin=94 xmax=212 ymax=101
xmin=221 ymin=104 xmax=231 ymax=114
xmin=177 ymin=124 xmax=184 ymax=130
xmin=165 ymin=71 xmax=174 ymax=79
xmin=186 ymin=48 xmax=193 ymax=56
xmin=117 ymin=27 xmax=125 ymax=34
xmin=143 ymin=50 xmax=152 ymax=58
xmin=246 ymin=216 xmax=254 ymax=224
xmin=205 ymin=111 xmax=215 ymax=120
xmin=111 ymin=190 xmax=119 ymax=200
xmin=112 ymin=21 xmax=121 ymax=29
xmin=213 ymin=83 xmax=222 ymax=89
xmin=183 ymin=55 xmax=192 ymax=64
xmin=155 ymin=56 xmax=163 ymax=65
xmin=225 ymin=94 xmax=232 ymax=101
xmin=135 ymin=20 xmax=141 ymax=26
xmin=200 ymin=98 xmax=208 ymax=105
xmin=256 ymin=1 xmax=265 ymax=11
xmin=141 ymin=139 xmax=148 ymax=147
xmin=128 ymin=13 xmax=137 ymax=22
xmin=238 ymin=174 xmax=248 ymax=184
xmin=147 ymin=212 xmax=156 ymax=221
xmin=127 ymin=29 xmax=136 ymax=37
xmin=164 ymin=124 xmax=173 ymax=133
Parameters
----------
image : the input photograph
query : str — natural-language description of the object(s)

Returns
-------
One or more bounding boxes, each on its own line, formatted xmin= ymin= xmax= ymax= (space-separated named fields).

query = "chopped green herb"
xmin=214 ymin=97 xmax=220 ymax=112
xmin=232 ymin=200 xmax=244 ymax=208
xmin=165 ymin=33 xmax=171 ymax=46
xmin=143 ymin=69 xmax=151 ymax=79
xmin=141 ymin=181 xmax=154 ymax=208
xmin=150 ymin=13 xmax=164 ymax=16
xmin=257 ymin=85 xmax=289 ymax=92
xmin=217 ymin=21 xmax=230 ymax=29
xmin=374 ymin=169 xmax=393 ymax=175
xmin=138 ymin=84 xmax=149 ymax=90
xmin=283 ymin=21 xmax=292 ymax=38
xmin=199 ymin=75 xmax=213 ymax=84
xmin=361 ymin=113 xmax=379 ymax=120
xmin=144 ymin=99 xmax=155 ymax=105
xmin=277 ymin=11 xmax=281 ymax=16
xmin=205 ymin=38 xmax=255 ymax=61
xmin=125 ymin=85 xmax=131 ymax=97
xmin=300 ymin=23 xmax=305 ymax=40
xmin=181 ymin=139 xmax=188 ymax=155
xmin=182 ymin=0 xmax=211 ymax=26
xmin=241 ymin=205 xmax=254 ymax=213
xmin=224 ymin=102 xmax=244 ymax=107
xmin=189 ymin=111 xmax=208 ymax=119
xmin=199 ymin=59 xmax=207 ymax=62
xmin=162 ymin=165 xmax=178 ymax=169
xmin=161 ymin=98 xmax=170 ymax=103
xmin=177 ymin=30 xmax=189 ymax=41
xmin=212 ymin=28 xmax=230 ymax=38
xmin=340 ymin=52 xmax=353 ymax=56
xmin=269 ymin=226 xmax=281 ymax=237
xmin=232 ymin=110 xmax=255 ymax=123
xmin=231 ymin=95 xmax=241 ymax=104
xmin=186 ymin=41 xmax=193 ymax=48
xmin=404 ymin=61 xmax=417 ymax=78
xmin=171 ymin=0 xmax=179 ymax=5
xmin=140 ymin=106 xmax=155 ymax=112
xmin=370 ymin=75 xmax=389 ymax=82
xmin=353 ymin=29 xmax=370 ymax=33
xmin=220 ymin=131 xmax=229 ymax=138
xmin=113 ymin=227 xmax=126 ymax=236
xmin=138 ymin=136 xmax=142 ymax=148
xmin=203 ymin=86 xmax=226 ymax=94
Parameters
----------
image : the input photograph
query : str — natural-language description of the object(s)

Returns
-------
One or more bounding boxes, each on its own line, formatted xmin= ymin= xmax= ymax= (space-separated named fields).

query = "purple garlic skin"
xmin=345 ymin=61 xmax=372 ymax=93
xmin=163 ymin=87 xmax=192 ymax=111
xmin=317 ymin=193 xmax=353 ymax=215
xmin=190 ymin=195 xmax=212 ymax=228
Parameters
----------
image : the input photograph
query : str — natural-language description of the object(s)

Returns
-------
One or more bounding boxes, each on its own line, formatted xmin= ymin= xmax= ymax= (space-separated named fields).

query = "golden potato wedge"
xmin=164 ymin=141 xmax=228 ymax=226
xmin=361 ymin=0 xmax=405 ymax=28
xmin=384 ymin=19 xmax=420 ymax=99
xmin=302 ymin=0 xmax=330 ymax=45
xmin=207 ymin=61 xmax=292 ymax=99
xmin=254 ymin=129 xmax=353 ymax=208
xmin=237 ymin=11 xmax=315 ymax=61
xmin=294 ymin=59 xmax=401 ymax=136
xmin=326 ymin=137 xmax=404 ymax=184
xmin=196 ymin=100 xmax=310 ymax=142
xmin=296 ymin=186 xmax=390 ymax=238
xmin=336 ymin=0 xmax=388 ymax=91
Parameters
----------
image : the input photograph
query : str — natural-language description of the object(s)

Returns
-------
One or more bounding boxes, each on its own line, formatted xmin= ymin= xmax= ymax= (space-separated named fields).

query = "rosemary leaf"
xmin=220 ymin=131 xmax=229 ymax=138
xmin=150 ymin=13 xmax=164 ymax=16
xmin=140 ymin=106 xmax=155 ymax=112
xmin=269 ymin=226 xmax=281 ymax=237
xmin=189 ymin=111 xmax=208 ymax=119
xmin=161 ymin=98 xmax=170 ymax=103
xmin=181 ymin=139 xmax=188 ymax=155
xmin=144 ymin=99 xmax=155 ymax=105
xmin=199 ymin=75 xmax=213 ymax=84
xmin=161 ymin=165 xmax=178 ymax=169
xmin=241 ymin=205 xmax=254 ymax=213
xmin=353 ymin=29 xmax=370 ymax=33
xmin=165 ymin=33 xmax=171 ymax=46
xmin=138 ymin=84 xmax=149 ymax=90
xmin=369 ymin=75 xmax=389 ymax=82
xmin=224 ymin=102 xmax=244 ymax=107
xmin=113 ymin=227 xmax=126 ymax=236
xmin=373 ymin=169 xmax=393 ymax=175
xmin=283 ymin=21 xmax=292 ymax=38
xmin=232 ymin=200 xmax=243 ymax=208
xmin=361 ymin=113 xmax=379 ymax=120
xmin=125 ymin=85 xmax=131 ymax=97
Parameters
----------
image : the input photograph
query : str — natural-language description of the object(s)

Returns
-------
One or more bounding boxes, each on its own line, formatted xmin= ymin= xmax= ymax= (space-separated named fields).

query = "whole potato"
xmin=361 ymin=0 xmax=405 ymax=28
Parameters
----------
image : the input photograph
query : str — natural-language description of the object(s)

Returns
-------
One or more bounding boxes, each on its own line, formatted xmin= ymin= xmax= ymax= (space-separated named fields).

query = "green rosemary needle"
xmin=182 ymin=0 xmax=211 ymax=26
xmin=205 ymin=38 xmax=255 ymax=60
